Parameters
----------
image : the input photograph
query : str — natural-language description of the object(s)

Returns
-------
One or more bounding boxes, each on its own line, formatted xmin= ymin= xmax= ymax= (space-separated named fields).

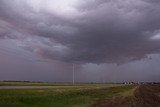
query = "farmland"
xmin=0 ymin=82 xmax=135 ymax=107
xmin=93 ymin=84 xmax=160 ymax=107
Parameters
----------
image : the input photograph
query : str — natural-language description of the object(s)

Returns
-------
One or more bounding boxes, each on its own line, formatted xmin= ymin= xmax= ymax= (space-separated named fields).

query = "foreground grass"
xmin=0 ymin=84 xmax=135 ymax=107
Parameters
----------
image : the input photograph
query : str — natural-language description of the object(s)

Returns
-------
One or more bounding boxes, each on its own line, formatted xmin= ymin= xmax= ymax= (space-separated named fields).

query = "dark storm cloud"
xmin=1 ymin=0 xmax=160 ymax=64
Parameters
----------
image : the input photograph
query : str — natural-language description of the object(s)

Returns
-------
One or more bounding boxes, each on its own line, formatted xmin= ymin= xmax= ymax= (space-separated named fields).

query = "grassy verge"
xmin=92 ymin=85 xmax=137 ymax=107
xmin=0 ymin=85 xmax=135 ymax=107
xmin=92 ymin=85 xmax=160 ymax=107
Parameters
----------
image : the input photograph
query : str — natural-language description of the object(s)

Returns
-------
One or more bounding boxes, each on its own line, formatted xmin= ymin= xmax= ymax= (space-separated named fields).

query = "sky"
xmin=0 ymin=0 xmax=160 ymax=83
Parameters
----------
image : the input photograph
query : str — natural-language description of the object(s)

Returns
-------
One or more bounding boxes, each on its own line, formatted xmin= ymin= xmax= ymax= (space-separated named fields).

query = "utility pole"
xmin=72 ymin=64 xmax=75 ymax=84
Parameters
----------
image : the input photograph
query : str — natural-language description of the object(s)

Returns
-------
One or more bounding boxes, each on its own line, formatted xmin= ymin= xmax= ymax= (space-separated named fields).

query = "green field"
xmin=0 ymin=82 xmax=136 ymax=107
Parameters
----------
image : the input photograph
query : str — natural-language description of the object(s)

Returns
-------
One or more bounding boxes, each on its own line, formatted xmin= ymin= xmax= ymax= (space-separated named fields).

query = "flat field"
xmin=0 ymin=82 xmax=78 ymax=86
xmin=0 ymin=82 xmax=135 ymax=107
xmin=93 ymin=84 xmax=160 ymax=107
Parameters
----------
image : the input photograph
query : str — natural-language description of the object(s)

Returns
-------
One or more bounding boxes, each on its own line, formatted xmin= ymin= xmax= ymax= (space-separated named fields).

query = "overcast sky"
xmin=0 ymin=0 xmax=160 ymax=82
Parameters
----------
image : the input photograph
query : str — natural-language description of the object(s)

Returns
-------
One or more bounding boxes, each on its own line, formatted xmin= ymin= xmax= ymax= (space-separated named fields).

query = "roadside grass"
xmin=91 ymin=85 xmax=137 ymax=107
xmin=119 ymin=86 xmax=138 ymax=97
xmin=0 ymin=85 xmax=135 ymax=107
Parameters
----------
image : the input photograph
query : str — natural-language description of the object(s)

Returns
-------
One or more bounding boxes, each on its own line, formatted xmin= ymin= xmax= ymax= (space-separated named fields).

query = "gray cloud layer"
xmin=1 ymin=0 xmax=160 ymax=64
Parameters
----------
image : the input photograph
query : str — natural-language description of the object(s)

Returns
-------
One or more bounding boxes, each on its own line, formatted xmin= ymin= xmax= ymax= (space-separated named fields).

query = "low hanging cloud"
xmin=1 ymin=0 xmax=160 ymax=64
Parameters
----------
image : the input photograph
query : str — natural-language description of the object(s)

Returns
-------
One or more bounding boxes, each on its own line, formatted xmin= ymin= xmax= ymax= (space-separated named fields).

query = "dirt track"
xmin=92 ymin=84 xmax=160 ymax=107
